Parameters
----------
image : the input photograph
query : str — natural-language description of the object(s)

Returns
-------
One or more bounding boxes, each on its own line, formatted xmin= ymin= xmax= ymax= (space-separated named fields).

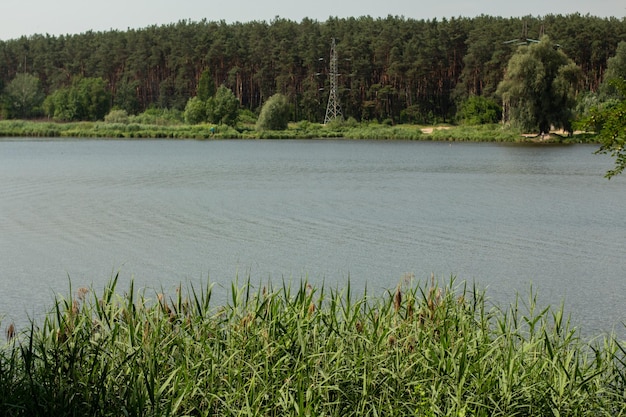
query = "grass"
xmin=0 ymin=120 xmax=242 ymax=139
xmin=1 ymin=274 xmax=625 ymax=416
xmin=0 ymin=119 xmax=600 ymax=143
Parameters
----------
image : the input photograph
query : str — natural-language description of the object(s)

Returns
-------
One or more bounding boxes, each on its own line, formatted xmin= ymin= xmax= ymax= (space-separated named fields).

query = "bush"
xmin=324 ymin=117 xmax=347 ymax=131
xmin=183 ymin=97 xmax=207 ymax=124
xmin=457 ymin=95 xmax=502 ymax=125
xmin=238 ymin=108 xmax=258 ymax=125
xmin=344 ymin=117 xmax=359 ymax=128
xmin=129 ymin=108 xmax=184 ymax=125
xmin=256 ymin=94 xmax=290 ymax=131
xmin=104 ymin=109 xmax=129 ymax=124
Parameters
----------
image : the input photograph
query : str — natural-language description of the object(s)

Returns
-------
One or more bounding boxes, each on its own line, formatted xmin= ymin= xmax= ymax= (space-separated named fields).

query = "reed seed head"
xmin=5 ymin=323 xmax=15 ymax=341
xmin=393 ymin=285 xmax=402 ymax=312
xmin=56 ymin=328 xmax=68 ymax=344
xmin=143 ymin=320 xmax=150 ymax=342
xmin=76 ymin=287 xmax=89 ymax=302
xmin=158 ymin=294 xmax=172 ymax=315
xmin=71 ymin=299 xmax=79 ymax=315
xmin=240 ymin=312 xmax=254 ymax=329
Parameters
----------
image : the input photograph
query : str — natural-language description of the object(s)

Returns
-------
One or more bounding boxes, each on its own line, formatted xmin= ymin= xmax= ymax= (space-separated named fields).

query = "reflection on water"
xmin=1 ymin=139 xmax=625 ymax=337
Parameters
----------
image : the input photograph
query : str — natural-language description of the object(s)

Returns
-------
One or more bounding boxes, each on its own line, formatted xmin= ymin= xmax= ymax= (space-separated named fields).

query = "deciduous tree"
xmin=600 ymin=41 xmax=626 ymax=98
xmin=207 ymin=85 xmax=239 ymax=126
xmin=1 ymin=16 xmax=624 ymax=123
xmin=184 ymin=96 xmax=207 ymax=124
xmin=196 ymin=69 xmax=215 ymax=102
xmin=581 ymin=79 xmax=626 ymax=178
xmin=256 ymin=93 xmax=290 ymax=130
xmin=4 ymin=73 xmax=44 ymax=118
xmin=497 ymin=36 xmax=582 ymax=134
xmin=43 ymin=77 xmax=110 ymax=121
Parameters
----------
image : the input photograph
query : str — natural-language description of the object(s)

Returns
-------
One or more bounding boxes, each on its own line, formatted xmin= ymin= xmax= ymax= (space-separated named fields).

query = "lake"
xmin=1 ymin=138 xmax=625 ymax=337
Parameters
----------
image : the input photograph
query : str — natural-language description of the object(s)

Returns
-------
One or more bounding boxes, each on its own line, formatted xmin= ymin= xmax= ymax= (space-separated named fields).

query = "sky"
xmin=1 ymin=0 xmax=624 ymax=40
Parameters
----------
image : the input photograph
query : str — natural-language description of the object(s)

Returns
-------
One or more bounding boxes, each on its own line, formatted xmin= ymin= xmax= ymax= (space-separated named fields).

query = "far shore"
xmin=0 ymin=119 xmax=597 ymax=143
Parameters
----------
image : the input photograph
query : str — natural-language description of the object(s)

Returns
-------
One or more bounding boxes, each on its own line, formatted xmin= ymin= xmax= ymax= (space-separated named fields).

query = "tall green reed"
xmin=1 ymin=274 xmax=625 ymax=416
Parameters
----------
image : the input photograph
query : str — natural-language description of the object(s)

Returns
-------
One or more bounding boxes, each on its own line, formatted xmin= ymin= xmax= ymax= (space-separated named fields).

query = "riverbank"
xmin=0 ymin=119 xmax=598 ymax=143
xmin=1 ymin=277 xmax=624 ymax=416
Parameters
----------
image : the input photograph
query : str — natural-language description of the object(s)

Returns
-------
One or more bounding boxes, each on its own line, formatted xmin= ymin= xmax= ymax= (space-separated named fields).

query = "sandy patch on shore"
xmin=421 ymin=126 xmax=451 ymax=134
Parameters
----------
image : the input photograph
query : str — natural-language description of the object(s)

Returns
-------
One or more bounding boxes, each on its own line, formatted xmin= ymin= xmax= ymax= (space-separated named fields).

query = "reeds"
xmin=1 ymin=274 xmax=625 ymax=416
xmin=3 ymin=119 xmax=596 ymax=143
xmin=0 ymin=120 xmax=241 ymax=139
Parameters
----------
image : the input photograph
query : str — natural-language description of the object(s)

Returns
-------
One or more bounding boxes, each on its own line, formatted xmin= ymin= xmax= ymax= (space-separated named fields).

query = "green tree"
xmin=4 ymin=73 xmax=44 ymax=118
xmin=256 ymin=93 xmax=290 ymax=130
xmin=197 ymin=69 xmax=215 ymax=102
xmin=74 ymin=77 xmax=111 ymax=121
xmin=1 ymin=16 xmax=625 ymax=123
xmin=457 ymin=95 xmax=501 ymax=125
xmin=207 ymin=85 xmax=239 ymax=126
xmin=43 ymin=77 xmax=110 ymax=121
xmin=43 ymin=88 xmax=74 ymax=121
xmin=497 ymin=36 xmax=582 ymax=134
xmin=113 ymin=76 xmax=140 ymax=115
xmin=576 ymin=41 xmax=626 ymax=119
xmin=184 ymin=96 xmax=207 ymax=124
xmin=600 ymin=41 xmax=626 ymax=98
xmin=580 ymin=79 xmax=626 ymax=178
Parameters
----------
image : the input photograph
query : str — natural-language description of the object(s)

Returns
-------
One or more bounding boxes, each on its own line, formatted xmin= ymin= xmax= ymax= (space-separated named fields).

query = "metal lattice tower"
xmin=324 ymin=38 xmax=343 ymax=124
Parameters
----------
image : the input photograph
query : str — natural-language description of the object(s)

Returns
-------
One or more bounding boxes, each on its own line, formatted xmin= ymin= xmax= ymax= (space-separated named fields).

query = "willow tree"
xmin=256 ymin=93 xmax=290 ymax=130
xmin=497 ymin=36 xmax=581 ymax=135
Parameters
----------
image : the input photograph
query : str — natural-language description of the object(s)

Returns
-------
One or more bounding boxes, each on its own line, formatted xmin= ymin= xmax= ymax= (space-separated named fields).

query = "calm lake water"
xmin=1 ymin=138 xmax=625 ymax=337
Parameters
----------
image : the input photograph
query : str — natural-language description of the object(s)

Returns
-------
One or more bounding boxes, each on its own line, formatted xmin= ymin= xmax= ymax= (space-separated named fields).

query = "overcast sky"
xmin=1 ymin=0 xmax=624 ymax=40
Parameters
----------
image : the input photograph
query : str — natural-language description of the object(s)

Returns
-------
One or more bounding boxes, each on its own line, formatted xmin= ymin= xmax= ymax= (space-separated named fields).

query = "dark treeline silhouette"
xmin=1 ymin=14 xmax=625 ymax=123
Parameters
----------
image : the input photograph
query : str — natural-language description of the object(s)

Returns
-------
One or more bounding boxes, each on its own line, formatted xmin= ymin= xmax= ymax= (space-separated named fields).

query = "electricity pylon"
xmin=324 ymin=38 xmax=343 ymax=124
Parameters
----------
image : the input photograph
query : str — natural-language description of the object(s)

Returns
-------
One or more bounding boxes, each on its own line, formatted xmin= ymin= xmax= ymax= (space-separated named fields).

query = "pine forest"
xmin=1 ymin=14 xmax=625 ymax=124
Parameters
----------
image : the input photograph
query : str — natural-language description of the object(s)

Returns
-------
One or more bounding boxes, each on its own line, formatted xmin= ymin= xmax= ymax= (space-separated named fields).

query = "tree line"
xmin=0 ymin=14 xmax=625 ymax=123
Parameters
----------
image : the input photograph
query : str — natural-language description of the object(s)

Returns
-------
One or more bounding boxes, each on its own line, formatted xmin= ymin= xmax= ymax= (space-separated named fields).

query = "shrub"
xmin=104 ymin=109 xmax=129 ymax=124
xmin=256 ymin=94 xmax=290 ymax=131
xmin=129 ymin=108 xmax=184 ymax=125
xmin=238 ymin=108 xmax=258 ymax=125
xmin=183 ymin=97 xmax=207 ymax=124
xmin=457 ymin=95 xmax=502 ymax=125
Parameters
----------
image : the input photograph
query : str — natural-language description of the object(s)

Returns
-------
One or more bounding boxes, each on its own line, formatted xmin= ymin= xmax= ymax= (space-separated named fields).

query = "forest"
xmin=0 ymin=14 xmax=625 ymax=124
